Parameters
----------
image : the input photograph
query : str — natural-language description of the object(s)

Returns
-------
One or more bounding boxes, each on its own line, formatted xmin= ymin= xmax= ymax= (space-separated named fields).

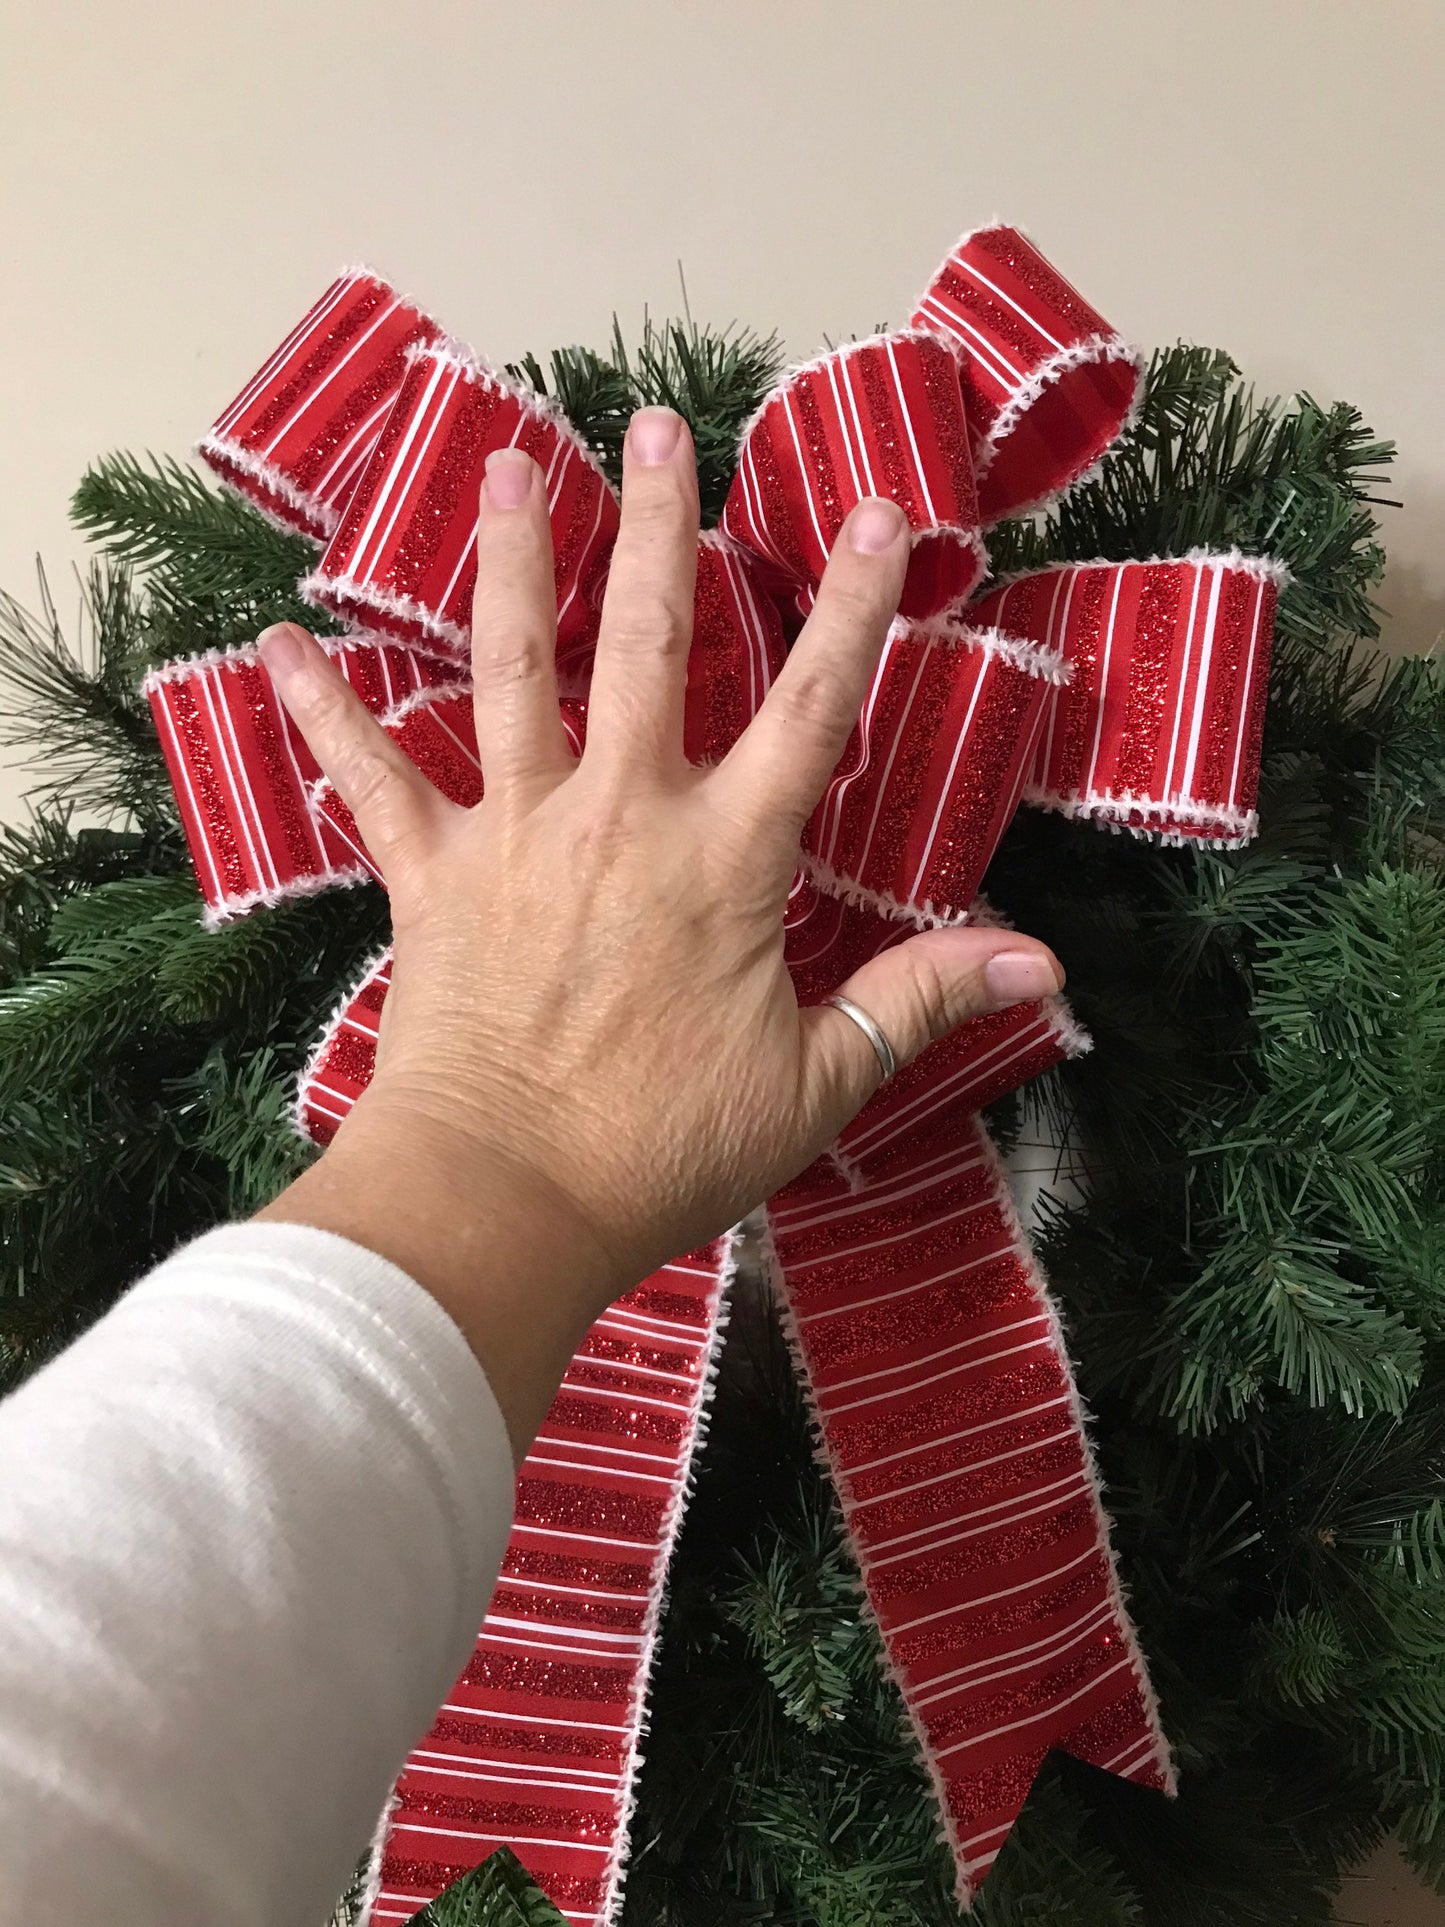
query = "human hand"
xmin=256 ymin=407 xmax=1061 ymax=1449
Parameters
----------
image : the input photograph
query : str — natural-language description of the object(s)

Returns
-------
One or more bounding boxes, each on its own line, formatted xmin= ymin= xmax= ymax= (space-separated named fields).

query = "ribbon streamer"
xmin=146 ymin=224 xmax=1285 ymax=1919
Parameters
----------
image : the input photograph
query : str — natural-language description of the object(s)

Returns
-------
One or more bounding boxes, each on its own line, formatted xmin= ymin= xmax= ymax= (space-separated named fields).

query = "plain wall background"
xmin=3 ymin=2 xmax=1443 ymax=711
xmin=3 ymin=5 xmax=1444 ymax=1918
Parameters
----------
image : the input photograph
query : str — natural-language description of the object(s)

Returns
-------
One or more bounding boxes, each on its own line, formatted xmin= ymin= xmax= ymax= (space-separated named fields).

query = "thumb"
xmin=799 ymin=925 xmax=1064 ymax=1131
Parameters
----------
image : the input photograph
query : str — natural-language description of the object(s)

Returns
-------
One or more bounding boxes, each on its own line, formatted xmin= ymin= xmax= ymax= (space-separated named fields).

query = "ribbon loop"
xmin=144 ymin=636 xmax=450 ymax=921
xmin=722 ymin=332 xmax=985 ymax=619
xmin=302 ymin=340 xmax=619 ymax=664
xmin=804 ymin=623 xmax=1067 ymax=924
xmin=911 ymin=224 xmax=1143 ymax=527
xmin=972 ymin=552 xmax=1284 ymax=846
xmin=200 ymin=270 xmax=445 ymax=541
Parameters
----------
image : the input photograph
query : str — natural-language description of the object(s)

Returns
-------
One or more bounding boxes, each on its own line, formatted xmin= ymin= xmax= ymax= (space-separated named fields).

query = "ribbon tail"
xmin=356 ymin=1230 xmax=739 ymax=1925
xmin=765 ymin=1115 xmax=1173 ymax=1908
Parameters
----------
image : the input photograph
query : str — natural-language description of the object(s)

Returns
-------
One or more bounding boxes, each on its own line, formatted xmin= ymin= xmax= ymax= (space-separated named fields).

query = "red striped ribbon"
xmin=972 ymin=553 xmax=1284 ymax=845
xmin=909 ymin=224 xmax=1141 ymax=526
xmin=721 ymin=332 xmax=986 ymax=620
xmin=199 ymin=270 xmax=444 ymax=541
xmin=374 ymin=1231 xmax=738 ymax=1925
xmin=767 ymin=1116 xmax=1167 ymax=1893
xmin=802 ymin=622 xmax=1066 ymax=924
xmin=143 ymin=220 xmax=1287 ymax=1917
xmin=300 ymin=341 xmax=619 ymax=666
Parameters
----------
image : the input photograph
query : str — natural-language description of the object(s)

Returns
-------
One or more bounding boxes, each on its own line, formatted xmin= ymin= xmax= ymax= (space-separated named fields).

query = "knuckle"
xmin=776 ymin=666 xmax=850 ymax=741
xmin=621 ymin=469 xmax=692 ymax=529
xmin=291 ymin=671 xmax=349 ymax=736
xmin=473 ymin=627 xmax=551 ymax=686
xmin=559 ymin=789 xmax=633 ymax=867
xmin=900 ymin=951 xmax=958 ymax=1053
xmin=605 ymin=600 xmax=692 ymax=657
xmin=337 ymin=740 xmax=399 ymax=821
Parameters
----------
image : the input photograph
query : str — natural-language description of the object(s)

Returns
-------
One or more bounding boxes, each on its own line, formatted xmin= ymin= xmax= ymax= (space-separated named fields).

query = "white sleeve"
xmin=0 ymin=1220 xmax=515 ymax=1927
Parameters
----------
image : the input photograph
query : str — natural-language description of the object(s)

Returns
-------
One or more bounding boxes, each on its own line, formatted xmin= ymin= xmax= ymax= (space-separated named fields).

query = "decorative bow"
xmin=149 ymin=225 xmax=1283 ymax=1923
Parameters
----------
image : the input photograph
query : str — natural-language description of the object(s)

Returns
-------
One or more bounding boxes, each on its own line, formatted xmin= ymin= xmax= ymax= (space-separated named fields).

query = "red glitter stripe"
xmin=427 ymin=1713 xmax=625 ymax=1765
xmin=1110 ymin=564 xmax=1183 ymax=797
xmin=1050 ymin=569 xmax=1113 ymax=796
xmin=461 ymin=1648 xmax=634 ymax=1705
xmin=968 ymin=226 xmax=1108 ymax=338
xmin=858 ymin=349 xmax=916 ymax=515
xmin=161 ymin=683 xmax=250 ymax=900
xmin=1194 ymin=567 xmax=1256 ymax=808
xmin=237 ymin=279 xmax=391 ymax=444
xmin=1236 ymin=581 xmax=1277 ymax=813
xmin=793 ymin=377 xmax=847 ymax=546
xmin=513 ymin=1478 xmax=667 ymax=1540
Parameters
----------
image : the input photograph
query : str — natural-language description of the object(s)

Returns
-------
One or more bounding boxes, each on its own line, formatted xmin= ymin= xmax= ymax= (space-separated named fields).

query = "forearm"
xmin=0 ymin=1221 xmax=512 ymax=1927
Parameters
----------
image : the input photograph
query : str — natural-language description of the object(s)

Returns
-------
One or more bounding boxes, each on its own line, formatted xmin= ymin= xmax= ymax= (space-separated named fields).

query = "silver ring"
xmin=826 ymin=994 xmax=897 ymax=1083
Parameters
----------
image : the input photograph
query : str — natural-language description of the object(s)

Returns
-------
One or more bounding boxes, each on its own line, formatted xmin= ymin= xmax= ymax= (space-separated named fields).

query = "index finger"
xmin=709 ymin=497 xmax=909 ymax=838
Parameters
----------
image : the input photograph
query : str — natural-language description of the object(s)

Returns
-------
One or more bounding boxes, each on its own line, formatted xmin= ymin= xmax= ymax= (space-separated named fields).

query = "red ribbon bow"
xmin=149 ymin=225 xmax=1283 ymax=1922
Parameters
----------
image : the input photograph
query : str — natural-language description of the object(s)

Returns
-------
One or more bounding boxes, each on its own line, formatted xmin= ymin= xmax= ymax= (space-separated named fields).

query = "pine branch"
xmin=514 ymin=315 xmax=782 ymax=524
xmin=1254 ymin=1607 xmax=1351 ymax=1706
xmin=0 ymin=896 xmax=202 ymax=1107
xmin=47 ymin=873 xmax=201 ymax=952
xmin=403 ymin=1849 xmax=568 ymax=1925
xmin=1396 ymin=1785 xmax=1445 ymax=1894
xmin=171 ymin=1045 xmax=310 ymax=1217
xmin=722 ymin=1504 xmax=873 ymax=1732
xmin=72 ymin=452 xmax=317 ymax=603
xmin=1168 ymin=1238 xmax=1423 ymax=1429
xmin=615 ymin=314 xmax=783 ymax=524
xmin=0 ymin=564 xmax=173 ymax=824
xmin=70 ymin=454 xmax=338 ymax=659
xmin=507 ymin=345 xmax=635 ymax=481
xmin=0 ymin=814 xmax=182 ymax=985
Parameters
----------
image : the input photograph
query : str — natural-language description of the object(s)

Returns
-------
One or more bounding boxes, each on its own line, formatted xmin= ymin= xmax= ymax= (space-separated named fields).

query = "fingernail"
xmin=258 ymin=622 xmax=307 ymax=679
xmin=984 ymin=949 xmax=1063 ymax=1007
xmin=627 ymin=407 xmax=683 ymax=466
xmin=848 ymin=497 xmax=907 ymax=554
xmin=484 ymin=448 xmax=534 ymax=509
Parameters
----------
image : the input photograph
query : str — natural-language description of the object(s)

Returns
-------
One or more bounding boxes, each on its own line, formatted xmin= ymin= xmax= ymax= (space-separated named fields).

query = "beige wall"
xmin=4 ymin=5 xmax=1443 ymax=724
xmin=3 ymin=5 xmax=1445 ymax=1915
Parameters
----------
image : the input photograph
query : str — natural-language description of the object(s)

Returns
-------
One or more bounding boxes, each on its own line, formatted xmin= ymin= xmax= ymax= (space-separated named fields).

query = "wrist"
xmin=258 ymin=1078 xmax=622 ymax=1457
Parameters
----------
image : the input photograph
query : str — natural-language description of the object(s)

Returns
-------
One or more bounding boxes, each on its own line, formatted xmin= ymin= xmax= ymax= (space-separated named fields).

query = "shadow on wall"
xmin=1376 ymin=475 xmax=1445 ymax=656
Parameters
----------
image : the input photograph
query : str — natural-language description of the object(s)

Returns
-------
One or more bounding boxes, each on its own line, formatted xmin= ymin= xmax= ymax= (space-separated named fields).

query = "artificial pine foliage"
xmin=399 ymin=1847 xmax=571 ymax=1926
xmin=1 ymin=327 xmax=1442 ymax=1925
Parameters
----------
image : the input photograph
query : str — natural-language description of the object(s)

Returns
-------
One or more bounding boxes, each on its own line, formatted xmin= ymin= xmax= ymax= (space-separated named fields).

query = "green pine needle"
xmin=402 ymin=1849 xmax=569 ymax=1925
xmin=0 ymin=564 xmax=173 ymax=824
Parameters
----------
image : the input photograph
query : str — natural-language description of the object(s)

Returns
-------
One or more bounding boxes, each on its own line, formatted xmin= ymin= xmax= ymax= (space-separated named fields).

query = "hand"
xmin=256 ymin=407 xmax=1062 ymax=1452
